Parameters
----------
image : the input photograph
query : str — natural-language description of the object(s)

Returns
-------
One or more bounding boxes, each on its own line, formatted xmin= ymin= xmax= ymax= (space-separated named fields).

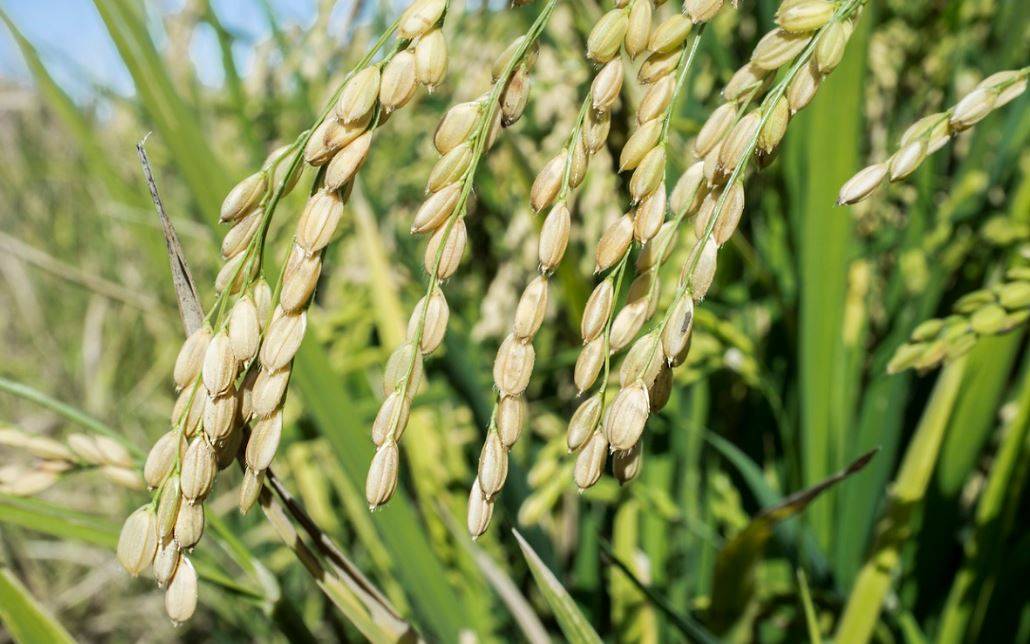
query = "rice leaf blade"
xmin=514 ymin=529 xmax=602 ymax=644
xmin=0 ymin=567 xmax=75 ymax=644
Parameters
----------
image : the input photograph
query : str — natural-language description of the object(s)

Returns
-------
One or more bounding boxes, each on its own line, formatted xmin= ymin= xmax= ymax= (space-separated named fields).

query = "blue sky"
xmin=0 ymin=1 xmax=324 ymax=99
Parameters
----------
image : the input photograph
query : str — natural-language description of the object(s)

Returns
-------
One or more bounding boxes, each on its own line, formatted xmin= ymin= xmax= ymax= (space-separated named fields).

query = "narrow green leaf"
xmin=938 ymin=358 xmax=1030 ymax=643
xmin=0 ymin=9 xmax=137 ymax=206
xmin=0 ymin=494 xmax=117 ymax=549
xmin=93 ymin=0 xmax=228 ymax=221
xmin=708 ymin=449 xmax=877 ymax=632
xmin=785 ymin=11 xmax=871 ymax=551
xmin=836 ymin=359 xmax=968 ymax=643
xmin=513 ymin=529 xmax=602 ymax=644
xmin=600 ymin=541 xmax=720 ymax=644
xmin=796 ymin=569 xmax=822 ymax=644
xmin=0 ymin=376 xmax=144 ymax=459
xmin=0 ymin=567 xmax=75 ymax=644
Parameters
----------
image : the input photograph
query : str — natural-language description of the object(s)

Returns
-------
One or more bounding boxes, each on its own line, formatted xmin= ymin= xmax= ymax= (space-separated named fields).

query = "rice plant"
xmin=0 ymin=0 xmax=1027 ymax=641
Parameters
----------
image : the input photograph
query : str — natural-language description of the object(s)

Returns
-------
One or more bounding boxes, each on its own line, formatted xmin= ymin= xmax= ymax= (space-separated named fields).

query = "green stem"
xmin=834 ymin=356 xmax=968 ymax=644
xmin=936 ymin=360 xmax=1030 ymax=642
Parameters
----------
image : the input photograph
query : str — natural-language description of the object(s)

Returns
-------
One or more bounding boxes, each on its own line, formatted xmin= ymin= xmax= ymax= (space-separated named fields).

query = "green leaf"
xmin=708 ymin=449 xmax=877 ymax=632
xmin=784 ymin=10 xmax=871 ymax=551
xmin=513 ymin=529 xmax=602 ymax=644
xmin=796 ymin=569 xmax=822 ymax=644
xmin=0 ymin=567 xmax=75 ymax=644
xmin=0 ymin=9 xmax=137 ymax=206
xmin=705 ymin=432 xmax=831 ymax=580
xmin=92 ymin=0 xmax=229 ymax=221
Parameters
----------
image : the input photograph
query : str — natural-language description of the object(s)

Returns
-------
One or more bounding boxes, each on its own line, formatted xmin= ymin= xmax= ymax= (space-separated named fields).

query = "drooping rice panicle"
xmin=838 ymin=67 xmax=1028 ymax=205
xmin=464 ymin=0 xmax=724 ymax=537
xmin=888 ymin=266 xmax=1030 ymax=373
xmin=585 ymin=0 xmax=869 ymax=489
xmin=567 ymin=6 xmax=720 ymax=494
xmin=367 ymin=0 xmax=558 ymax=512
xmin=119 ymin=1 xmax=451 ymax=623
xmin=0 ymin=428 xmax=142 ymax=495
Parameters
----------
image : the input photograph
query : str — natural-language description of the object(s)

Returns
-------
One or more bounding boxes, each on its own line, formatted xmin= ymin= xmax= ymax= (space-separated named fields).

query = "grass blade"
xmin=796 ymin=569 xmax=822 ymax=644
xmin=0 ymin=567 xmax=75 ymax=644
xmin=937 ymin=358 xmax=1030 ymax=643
xmin=92 ymin=0 xmax=228 ymax=220
xmin=707 ymin=449 xmax=876 ymax=632
xmin=835 ymin=358 xmax=968 ymax=643
xmin=599 ymin=540 xmax=719 ymax=644
xmin=513 ymin=529 xmax=602 ymax=644
xmin=785 ymin=11 xmax=870 ymax=551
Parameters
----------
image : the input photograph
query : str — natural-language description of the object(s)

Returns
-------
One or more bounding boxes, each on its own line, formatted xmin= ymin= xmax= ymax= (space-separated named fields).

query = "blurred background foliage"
xmin=0 ymin=0 xmax=1027 ymax=641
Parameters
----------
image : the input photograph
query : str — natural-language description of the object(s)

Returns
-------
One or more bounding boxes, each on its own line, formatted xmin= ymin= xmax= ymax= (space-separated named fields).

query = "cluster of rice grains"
xmin=838 ymin=67 xmax=1028 ymax=205
xmin=365 ymin=0 xmax=554 ymax=511
xmin=116 ymin=0 xmax=451 ymax=623
xmin=460 ymin=0 xmax=714 ymax=537
xmin=0 ymin=429 xmax=142 ymax=496
xmin=566 ymin=0 xmax=866 ymax=499
xmin=888 ymin=267 xmax=1030 ymax=374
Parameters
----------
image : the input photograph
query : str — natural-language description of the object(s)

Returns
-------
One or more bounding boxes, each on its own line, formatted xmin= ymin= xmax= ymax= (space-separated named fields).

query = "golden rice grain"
xmin=424 ymin=218 xmax=467 ymax=279
xmin=415 ymin=28 xmax=448 ymax=90
xmin=574 ymin=432 xmax=608 ymax=490
xmin=164 ymin=556 xmax=198 ymax=624
xmin=538 ymin=204 xmax=571 ymax=271
xmin=574 ymin=337 xmax=606 ymax=393
xmin=605 ymin=381 xmax=650 ymax=451
xmin=180 ymin=437 xmax=216 ymax=502
xmin=595 ymin=214 xmax=635 ymax=271
xmin=117 ymin=505 xmax=158 ymax=576
xmin=412 ymin=183 xmax=462 ymax=233
xmin=219 ymin=173 xmax=267 ymax=223
xmin=174 ymin=501 xmax=205 ymax=549
xmin=245 ymin=411 xmax=283 ymax=472
xmin=496 ymin=394 xmax=527 ymax=448
xmin=372 ymin=391 xmax=411 ymax=447
xmin=513 ymin=275 xmax=549 ymax=339
xmin=366 ymin=442 xmax=399 ymax=508
xmin=567 ymin=394 xmax=603 ymax=452
xmin=173 ymin=328 xmax=211 ymax=391
xmin=335 ymin=66 xmax=381 ymax=124
xmin=477 ymin=432 xmax=509 ymax=497
xmin=493 ymin=333 xmax=535 ymax=396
